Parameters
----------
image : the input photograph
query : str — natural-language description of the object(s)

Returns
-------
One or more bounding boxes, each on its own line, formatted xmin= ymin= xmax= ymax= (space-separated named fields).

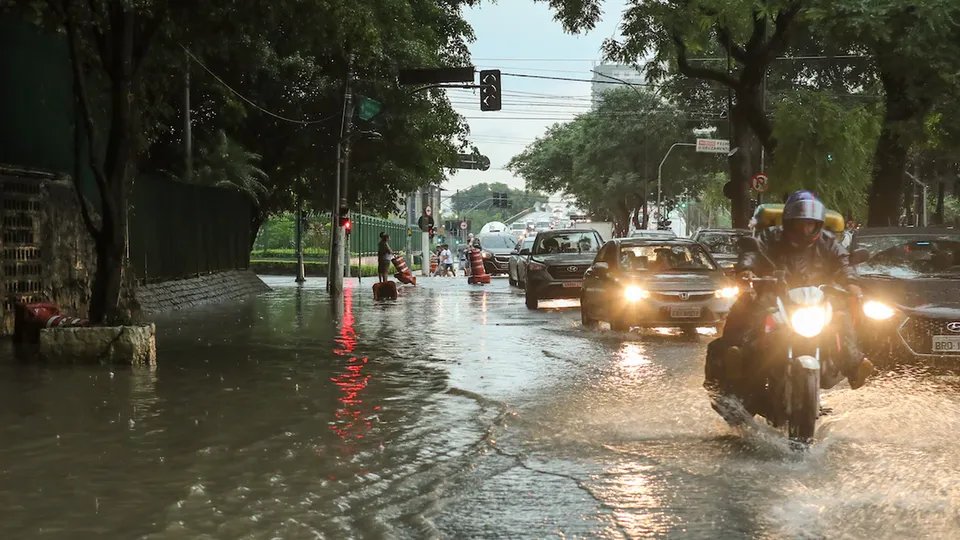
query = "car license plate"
xmin=562 ymin=281 xmax=583 ymax=288
xmin=932 ymin=335 xmax=960 ymax=353
xmin=670 ymin=307 xmax=701 ymax=318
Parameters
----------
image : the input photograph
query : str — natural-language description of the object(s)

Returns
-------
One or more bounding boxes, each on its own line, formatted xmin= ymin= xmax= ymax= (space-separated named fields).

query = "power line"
xmin=502 ymin=71 xmax=665 ymax=87
xmin=181 ymin=45 xmax=340 ymax=126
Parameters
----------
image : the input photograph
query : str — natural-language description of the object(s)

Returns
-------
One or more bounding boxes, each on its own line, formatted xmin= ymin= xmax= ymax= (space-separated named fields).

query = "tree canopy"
xmin=538 ymin=0 xmax=960 ymax=226
xmin=508 ymin=87 xmax=727 ymax=235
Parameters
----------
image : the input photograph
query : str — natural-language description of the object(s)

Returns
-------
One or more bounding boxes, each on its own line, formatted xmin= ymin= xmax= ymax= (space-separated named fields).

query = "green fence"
xmin=348 ymin=213 xmax=409 ymax=257
xmin=129 ymin=175 xmax=253 ymax=283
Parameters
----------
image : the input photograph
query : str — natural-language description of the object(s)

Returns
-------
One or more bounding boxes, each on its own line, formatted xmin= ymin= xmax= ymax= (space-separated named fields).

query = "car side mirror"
xmin=592 ymin=261 xmax=609 ymax=276
xmin=849 ymin=248 xmax=869 ymax=266
xmin=519 ymin=248 xmax=530 ymax=255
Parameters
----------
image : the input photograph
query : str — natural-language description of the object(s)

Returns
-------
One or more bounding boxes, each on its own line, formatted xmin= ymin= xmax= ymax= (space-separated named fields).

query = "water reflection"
xmin=330 ymin=288 xmax=375 ymax=445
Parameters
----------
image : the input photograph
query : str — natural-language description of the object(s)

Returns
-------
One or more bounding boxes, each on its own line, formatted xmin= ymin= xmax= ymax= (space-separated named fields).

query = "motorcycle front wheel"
xmin=787 ymin=358 xmax=821 ymax=445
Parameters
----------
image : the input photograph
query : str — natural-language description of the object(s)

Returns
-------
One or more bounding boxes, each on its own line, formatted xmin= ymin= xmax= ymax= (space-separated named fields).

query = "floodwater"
xmin=2 ymin=276 xmax=960 ymax=539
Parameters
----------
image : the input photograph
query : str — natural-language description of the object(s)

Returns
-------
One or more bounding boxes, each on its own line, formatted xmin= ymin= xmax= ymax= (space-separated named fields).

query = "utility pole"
xmin=341 ymin=108 xmax=355 ymax=279
xmin=328 ymin=54 xmax=354 ymax=295
xmin=295 ymin=190 xmax=305 ymax=283
xmin=184 ymin=50 xmax=192 ymax=182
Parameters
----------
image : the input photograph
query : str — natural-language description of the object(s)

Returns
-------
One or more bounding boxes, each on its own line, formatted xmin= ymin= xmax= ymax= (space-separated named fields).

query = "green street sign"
xmin=358 ymin=97 xmax=383 ymax=121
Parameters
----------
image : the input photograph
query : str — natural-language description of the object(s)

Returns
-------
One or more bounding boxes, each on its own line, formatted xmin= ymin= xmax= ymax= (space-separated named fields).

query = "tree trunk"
xmin=728 ymin=108 xmax=754 ymax=228
xmin=867 ymin=68 xmax=929 ymax=227
xmin=63 ymin=3 xmax=148 ymax=324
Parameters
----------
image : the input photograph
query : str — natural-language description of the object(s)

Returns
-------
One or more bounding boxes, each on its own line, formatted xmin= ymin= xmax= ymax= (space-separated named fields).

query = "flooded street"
xmin=3 ymin=276 xmax=960 ymax=539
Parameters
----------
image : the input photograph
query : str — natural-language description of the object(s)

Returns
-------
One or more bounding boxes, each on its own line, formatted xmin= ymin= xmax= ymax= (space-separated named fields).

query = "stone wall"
xmin=134 ymin=270 xmax=271 ymax=315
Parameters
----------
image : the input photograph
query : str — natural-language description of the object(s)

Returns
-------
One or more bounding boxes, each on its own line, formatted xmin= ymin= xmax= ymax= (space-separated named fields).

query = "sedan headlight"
xmin=714 ymin=286 xmax=739 ymax=299
xmin=791 ymin=306 xmax=828 ymax=338
xmin=863 ymin=300 xmax=896 ymax=321
xmin=527 ymin=261 xmax=546 ymax=271
xmin=481 ymin=251 xmax=491 ymax=259
xmin=624 ymin=286 xmax=650 ymax=302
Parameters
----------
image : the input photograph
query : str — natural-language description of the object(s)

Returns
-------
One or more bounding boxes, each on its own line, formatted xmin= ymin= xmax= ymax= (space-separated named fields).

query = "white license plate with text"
xmin=670 ymin=307 xmax=702 ymax=318
xmin=932 ymin=335 xmax=960 ymax=353
xmin=562 ymin=281 xmax=583 ymax=288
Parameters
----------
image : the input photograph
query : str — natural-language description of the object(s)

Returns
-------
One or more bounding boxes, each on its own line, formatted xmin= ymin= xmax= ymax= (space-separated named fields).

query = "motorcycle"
xmin=705 ymin=237 xmax=869 ymax=447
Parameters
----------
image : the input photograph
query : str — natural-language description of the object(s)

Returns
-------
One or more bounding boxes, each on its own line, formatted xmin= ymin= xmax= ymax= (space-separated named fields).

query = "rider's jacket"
xmin=737 ymin=226 xmax=858 ymax=288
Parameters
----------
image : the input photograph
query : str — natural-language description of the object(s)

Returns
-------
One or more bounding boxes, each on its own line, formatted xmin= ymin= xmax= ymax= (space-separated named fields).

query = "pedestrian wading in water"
xmin=378 ymin=232 xmax=393 ymax=283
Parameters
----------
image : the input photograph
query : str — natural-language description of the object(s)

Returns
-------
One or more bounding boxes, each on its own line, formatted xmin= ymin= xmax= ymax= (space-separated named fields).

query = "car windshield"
xmin=697 ymin=233 xmax=743 ymax=255
xmin=479 ymin=235 xmax=516 ymax=249
xmin=619 ymin=244 xmax=717 ymax=272
xmin=857 ymin=237 xmax=960 ymax=278
xmin=534 ymin=232 xmax=599 ymax=254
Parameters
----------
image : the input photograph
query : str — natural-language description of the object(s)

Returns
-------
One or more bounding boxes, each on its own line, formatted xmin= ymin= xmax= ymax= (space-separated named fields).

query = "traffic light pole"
xmin=328 ymin=55 xmax=354 ymax=296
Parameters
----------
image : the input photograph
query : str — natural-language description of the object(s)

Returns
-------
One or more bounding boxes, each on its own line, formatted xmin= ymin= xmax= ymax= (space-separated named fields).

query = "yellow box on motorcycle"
xmin=753 ymin=204 xmax=845 ymax=234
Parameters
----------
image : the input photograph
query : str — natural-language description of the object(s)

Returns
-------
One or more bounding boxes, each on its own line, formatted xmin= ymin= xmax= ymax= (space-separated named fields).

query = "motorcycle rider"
xmin=714 ymin=190 xmax=874 ymax=391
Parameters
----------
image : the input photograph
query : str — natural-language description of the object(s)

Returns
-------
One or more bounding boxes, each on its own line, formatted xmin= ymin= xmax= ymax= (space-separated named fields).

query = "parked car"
xmin=853 ymin=227 xmax=960 ymax=366
xmin=692 ymin=228 xmax=750 ymax=270
xmin=580 ymin=238 xmax=739 ymax=333
xmin=509 ymin=235 xmax=536 ymax=287
xmin=523 ymin=229 xmax=604 ymax=310
xmin=476 ymin=232 xmax=517 ymax=275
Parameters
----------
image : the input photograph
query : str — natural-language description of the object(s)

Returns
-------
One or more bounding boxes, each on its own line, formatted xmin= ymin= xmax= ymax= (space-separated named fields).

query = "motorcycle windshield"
xmin=786 ymin=286 xmax=826 ymax=306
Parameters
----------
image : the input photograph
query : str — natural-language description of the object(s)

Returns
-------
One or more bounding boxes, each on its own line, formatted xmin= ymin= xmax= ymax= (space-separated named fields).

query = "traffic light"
xmin=428 ymin=225 xmax=436 ymax=240
xmin=492 ymin=192 xmax=510 ymax=208
xmin=479 ymin=69 xmax=502 ymax=112
xmin=338 ymin=205 xmax=351 ymax=231
xmin=827 ymin=153 xmax=833 ymax=162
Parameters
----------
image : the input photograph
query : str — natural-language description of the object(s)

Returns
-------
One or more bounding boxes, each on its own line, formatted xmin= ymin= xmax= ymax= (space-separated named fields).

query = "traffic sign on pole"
xmin=695 ymin=138 xmax=730 ymax=154
xmin=751 ymin=173 xmax=769 ymax=192
xmin=425 ymin=205 xmax=433 ymax=217
xmin=459 ymin=221 xmax=468 ymax=230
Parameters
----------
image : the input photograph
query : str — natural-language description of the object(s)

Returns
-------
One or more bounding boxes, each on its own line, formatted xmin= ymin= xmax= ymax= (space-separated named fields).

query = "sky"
xmin=441 ymin=0 xmax=628 ymax=194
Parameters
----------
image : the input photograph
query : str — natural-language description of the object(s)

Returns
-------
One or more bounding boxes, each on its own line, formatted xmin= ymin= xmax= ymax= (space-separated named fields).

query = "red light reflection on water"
xmin=330 ymin=289 xmax=378 ymax=443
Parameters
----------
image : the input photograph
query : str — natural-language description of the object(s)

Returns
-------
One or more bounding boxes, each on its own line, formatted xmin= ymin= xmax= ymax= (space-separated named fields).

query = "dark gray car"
xmin=692 ymin=228 xmax=750 ymax=271
xmin=477 ymin=233 xmax=517 ymax=275
xmin=523 ymin=229 xmax=603 ymax=310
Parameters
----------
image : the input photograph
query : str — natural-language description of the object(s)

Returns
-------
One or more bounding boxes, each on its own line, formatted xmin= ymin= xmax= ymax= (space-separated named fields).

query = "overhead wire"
xmin=181 ymin=45 xmax=341 ymax=126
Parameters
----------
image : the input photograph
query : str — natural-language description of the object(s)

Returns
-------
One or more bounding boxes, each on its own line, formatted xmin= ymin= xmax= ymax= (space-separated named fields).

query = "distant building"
xmin=591 ymin=63 xmax=646 ymax=108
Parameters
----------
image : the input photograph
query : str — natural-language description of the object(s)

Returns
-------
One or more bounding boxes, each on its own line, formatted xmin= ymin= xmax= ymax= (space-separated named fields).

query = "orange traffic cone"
xmin=467 ymin=248 xmax=490 ymax=285
xmin=430 ymin=253 xmax=438 ymax=275
xmin=392 ymin=255 xmax=417 ymax=285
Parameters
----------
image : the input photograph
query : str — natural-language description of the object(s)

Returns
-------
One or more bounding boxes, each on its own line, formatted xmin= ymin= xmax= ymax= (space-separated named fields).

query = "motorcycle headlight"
xmin=624 ymin=286 xmax=649 ymax=302
xmin=714 ymin=286 xmax=739 ymax=299
xmin=863 ymin=300 xmax=895 ymax=321
xmin=790 ymin=306 xmax=828 ymax=338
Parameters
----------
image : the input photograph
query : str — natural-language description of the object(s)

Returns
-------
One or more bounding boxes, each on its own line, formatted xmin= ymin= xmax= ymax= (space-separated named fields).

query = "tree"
xmin=806 ymin=0 xmax=960 ymax=225
xmin=768 ymin=90 xmax=880 ymax=220
xmin=450 ymin=182 xmax=549 ymax=223
xmin=508 ymin=87 xmax=718 ymax=235
xmin=539 ymin=0 xmax=804 ymax=227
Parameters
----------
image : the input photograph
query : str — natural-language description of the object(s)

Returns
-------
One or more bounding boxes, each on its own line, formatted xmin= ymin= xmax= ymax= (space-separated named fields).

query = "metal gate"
xmin=0 ymin=176 xmax=43 ymax=317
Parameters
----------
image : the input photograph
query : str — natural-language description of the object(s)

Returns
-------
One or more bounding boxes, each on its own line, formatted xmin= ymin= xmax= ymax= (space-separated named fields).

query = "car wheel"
xmin=525 ymin=283 xmax=539 ymax=310
xmin=509 ymin=276 xmax=517 ymax=286
xmin=681 ymin=325 xmax=699 ymax=338
xmin=610 ymin=319 xmax=630 ymax=332
xmin=580 ymin=293 xmax=599 ymax=328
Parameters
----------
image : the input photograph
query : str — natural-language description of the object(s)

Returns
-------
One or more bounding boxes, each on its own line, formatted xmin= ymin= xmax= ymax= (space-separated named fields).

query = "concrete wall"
xmin=134 ymin=270 xmax=271 ymax=315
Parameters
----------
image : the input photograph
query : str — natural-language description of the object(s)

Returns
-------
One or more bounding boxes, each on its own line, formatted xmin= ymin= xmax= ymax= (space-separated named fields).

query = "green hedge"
xmin=250 ymin=247 xmax=328 ymax=260
xmin=250 ymin=259 xmax=421 ymax=277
